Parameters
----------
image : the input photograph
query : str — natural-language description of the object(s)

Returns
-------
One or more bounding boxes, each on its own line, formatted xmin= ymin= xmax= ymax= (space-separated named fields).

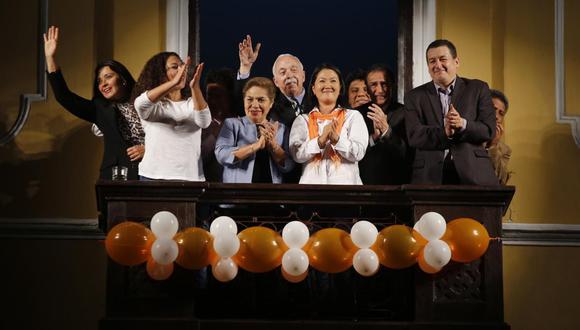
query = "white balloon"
xmin=352 ymin=248 xmax=380 ymax=276
xmin=281 ymin=248 xmax=309 ymax=276
xmin=150 ymin=211 xmax=179 ymax=239
xmin=151 ymin=238 xmax=179 ymax=265
xmin=212 ymin=257 xmax=238 ymax=282
xmin=213 ymin=233 xmax=240 ymax=258
xmin=282 ymin=221 xmax=309 ymax=248
xmin=210 ymin=216 xmax=238 ymax=237
xmin=414 ymin=212 xmax=446 ymax=241
xmin=350 ymin=220 xmax=378 ymax=248
xmin=423 ymin=239 xmax=451 ymax=269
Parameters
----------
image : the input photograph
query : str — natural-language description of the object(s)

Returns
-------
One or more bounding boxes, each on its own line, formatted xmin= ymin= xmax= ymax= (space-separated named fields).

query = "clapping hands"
xmin=318 ymin=119 xmax=340 ymax=148
xmin=257 ymin=121 xmax=280 ymax=150
xmin=445 ymin=104 xmax=464 ymax=137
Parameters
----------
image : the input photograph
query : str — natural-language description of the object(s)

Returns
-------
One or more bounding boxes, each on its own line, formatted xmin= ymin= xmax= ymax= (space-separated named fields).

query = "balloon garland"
xmin=104 ymin=211 xmax=493 ymax=282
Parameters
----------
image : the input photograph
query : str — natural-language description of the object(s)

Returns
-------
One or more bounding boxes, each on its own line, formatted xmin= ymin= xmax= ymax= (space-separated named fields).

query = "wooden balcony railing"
xmin=96 ymin=181 xmax=514 ymax=330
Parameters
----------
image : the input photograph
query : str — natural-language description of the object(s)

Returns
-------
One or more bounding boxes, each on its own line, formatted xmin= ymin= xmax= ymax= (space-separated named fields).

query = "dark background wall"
xmin=200 ymin=0 xmax=398 ymax=79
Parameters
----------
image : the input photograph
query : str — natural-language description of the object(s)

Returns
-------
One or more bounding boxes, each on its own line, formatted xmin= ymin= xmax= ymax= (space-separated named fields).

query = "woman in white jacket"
xmin=289 ymin=63 xmax=368 ymax=184
xmin=132 ymin=52 xmax=211 ymax=181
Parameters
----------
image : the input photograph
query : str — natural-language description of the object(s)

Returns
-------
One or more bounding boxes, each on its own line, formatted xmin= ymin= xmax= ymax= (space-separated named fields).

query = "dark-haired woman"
xmin=215 ymin=77 xmax=293 ymax=183
xmin=289 ymin=64 xmax=368 ymax=184
xmin=133 ymin=52 xmax=211 ymax=181
xmin=44 ymin=26 xmax=144 ymax=180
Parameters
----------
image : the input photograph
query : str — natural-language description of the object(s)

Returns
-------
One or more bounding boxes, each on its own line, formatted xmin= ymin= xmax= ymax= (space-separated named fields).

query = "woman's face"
xmin=244 ymin=86 xmax=273 ymax=124
xmin=312 ymin=68 xmax=340 ymax=107
xmin=97 ymin=66 xmax=123 ymax=100
xmin=165 ymin=55 xmax=183 ymax=82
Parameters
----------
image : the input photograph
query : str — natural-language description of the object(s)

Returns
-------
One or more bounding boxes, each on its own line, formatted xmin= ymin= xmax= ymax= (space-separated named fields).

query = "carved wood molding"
xmin=0 ymin=0 xmax=48 ymax=146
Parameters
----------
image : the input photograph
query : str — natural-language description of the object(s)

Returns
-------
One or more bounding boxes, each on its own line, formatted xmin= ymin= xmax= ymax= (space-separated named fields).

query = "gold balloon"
xmin=146 ymin=257 xmax=174 ymax=280
xmin=442 ymin=218 xmax=490 ymax=263
xmin=371 ymin=225 xmax=425 ymax=269
xmin=105 ymin=221 xmax=154 ymax=266
xmin=281 ymin=268 xmax=308 ymax=283
xmin=305 ymin=228 xmax=357 ymax=273
xmin=233 ymin=226 xmax=287 ymax=273
xmin=174 ymin=227 xmax=215 ymax=270
xmin=417 ymin=249 xmax=440 ymax=274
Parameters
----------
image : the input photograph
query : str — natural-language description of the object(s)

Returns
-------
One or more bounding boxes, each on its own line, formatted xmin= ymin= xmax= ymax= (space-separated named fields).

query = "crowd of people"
xmin=44 ymin=27 xmax=511 ymax=186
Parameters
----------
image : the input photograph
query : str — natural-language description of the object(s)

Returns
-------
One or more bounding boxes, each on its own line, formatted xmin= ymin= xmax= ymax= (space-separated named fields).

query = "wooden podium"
xmin=96 ymin=181 xmax=514 ymax=330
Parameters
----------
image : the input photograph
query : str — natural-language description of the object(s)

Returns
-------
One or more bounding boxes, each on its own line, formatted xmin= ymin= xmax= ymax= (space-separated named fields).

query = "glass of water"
xmin=112 ymin=166 xmax=128 ymax=181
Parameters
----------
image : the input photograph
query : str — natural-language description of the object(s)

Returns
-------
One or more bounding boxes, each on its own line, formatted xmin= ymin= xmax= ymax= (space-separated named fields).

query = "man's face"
xmin=427 ymin=46 xmax=459 ymax=87
xmin=272 ymin=55 xmax=305 ymax=97
xmin=366 ymin=70 xmax=388 ymax=106
xmin=492 ymin=97 xmax=507 ymax=125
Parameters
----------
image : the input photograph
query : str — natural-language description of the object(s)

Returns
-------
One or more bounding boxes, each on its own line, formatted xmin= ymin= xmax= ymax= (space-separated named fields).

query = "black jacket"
xmin=47 ymin=70 xmax=139 ymax=180
xmin=355 ymin=101 xmax=412 ymax=185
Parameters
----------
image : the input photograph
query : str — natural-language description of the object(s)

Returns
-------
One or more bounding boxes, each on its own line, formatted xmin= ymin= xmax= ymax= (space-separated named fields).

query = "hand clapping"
xmin=367 ymin=104 xmax=389 ymax=140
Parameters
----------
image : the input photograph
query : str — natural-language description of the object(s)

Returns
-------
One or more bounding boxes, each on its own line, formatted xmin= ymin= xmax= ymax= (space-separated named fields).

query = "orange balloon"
xmin=417 ymin=249 xmax=440 ymax=274
xmin=146 ymin=257 xmax=174 ymax=280
xmin=371 ymin=225 xmax=425 ymax=269
xmin=442 ymin=218 xmax=490 ymax=263
xmin=305 ymin=228 xmax=357 ymax=273
xmin=174 ymin=227 xmax=215 ymax=270
xmin=233 ymin=227 xmax=287 ymax=273
xmin=281 ymin=268 xmax=308 ymax=283
xmin=105 ymin=222 xmax=154 ymax=266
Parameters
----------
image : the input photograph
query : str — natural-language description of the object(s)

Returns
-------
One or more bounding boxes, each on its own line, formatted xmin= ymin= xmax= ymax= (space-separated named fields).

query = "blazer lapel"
xmin=427 ymin=83 xmax=443 ymax=126
xmin=451 ymin=76 xmax=465 ymax=113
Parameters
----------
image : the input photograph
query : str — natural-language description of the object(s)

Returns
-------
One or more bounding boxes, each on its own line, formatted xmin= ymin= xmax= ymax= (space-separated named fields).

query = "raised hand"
xmin=366 ymin=103 xmax=389 ymax=140
xmin=43 ymin=26 xmax=59 ymax=73
xmin=189 ymin=62 xmax=204 ymax=90
xmin=172 ymin=56 xmax=190 ymax=90
xmin=238 ymin=34 xmax=261 ymax=75
xmin=44 ymin=26 xmax=59 ymax=57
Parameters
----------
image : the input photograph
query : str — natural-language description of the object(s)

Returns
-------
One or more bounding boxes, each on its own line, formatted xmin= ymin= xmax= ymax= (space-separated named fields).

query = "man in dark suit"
xmin=353 ymin=65 xmax=412 ymax=185
xmin=404 ymin=39 xmax=498 ymax=185
xmin=235 ymin=35 xmax=308 ymax=128
xmin=235 ymin=35 xmax=308 ymax=182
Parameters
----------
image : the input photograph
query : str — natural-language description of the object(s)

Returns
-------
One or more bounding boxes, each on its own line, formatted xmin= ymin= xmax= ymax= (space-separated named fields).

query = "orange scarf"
xmin=308 ymin=108 xmax=347 ymax=165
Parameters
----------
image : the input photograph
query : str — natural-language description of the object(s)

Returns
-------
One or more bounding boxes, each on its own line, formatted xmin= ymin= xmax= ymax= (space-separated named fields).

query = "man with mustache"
xmin=405 ymin=39 xmax=498 ymax=185
xmin=236 ymin=35 xmax=309 ymax=183
xmin=237 ymin=35 xmax=308 ymax=128
xmin=354 ymin=64 xmax=412 ymax=184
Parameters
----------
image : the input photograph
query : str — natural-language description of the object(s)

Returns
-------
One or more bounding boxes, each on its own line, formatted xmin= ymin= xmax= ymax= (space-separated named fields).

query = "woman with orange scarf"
xmin=289 ymin=64 xmax=368 ymax=184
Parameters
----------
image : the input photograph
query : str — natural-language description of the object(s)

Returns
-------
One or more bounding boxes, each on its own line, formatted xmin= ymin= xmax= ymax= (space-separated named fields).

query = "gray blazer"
xmin=215 ymin=116 xmax=294 ymax=183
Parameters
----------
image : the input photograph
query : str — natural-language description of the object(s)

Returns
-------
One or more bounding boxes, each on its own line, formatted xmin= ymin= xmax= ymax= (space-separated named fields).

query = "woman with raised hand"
xmin=44 ymin=26 xmax=145 ymax=180
xmin=289 ymin=63 xmax=368 ymax=184
xmin=132 ymin=52 xmax=211 ymax=181
xmin=215 ymin=77 xmax=293 ymax=183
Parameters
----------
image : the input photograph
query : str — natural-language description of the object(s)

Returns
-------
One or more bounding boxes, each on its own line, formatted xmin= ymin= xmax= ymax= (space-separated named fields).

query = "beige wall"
xmin=0 ymin=0 xmax=165 ymax=218
xmin=438 ymin=1 xmax=580 ymax=329
xmin=437 ymin=0 xmax=580 ymax=224
xmin=504 ymin=245 xmax=580 ymax=330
